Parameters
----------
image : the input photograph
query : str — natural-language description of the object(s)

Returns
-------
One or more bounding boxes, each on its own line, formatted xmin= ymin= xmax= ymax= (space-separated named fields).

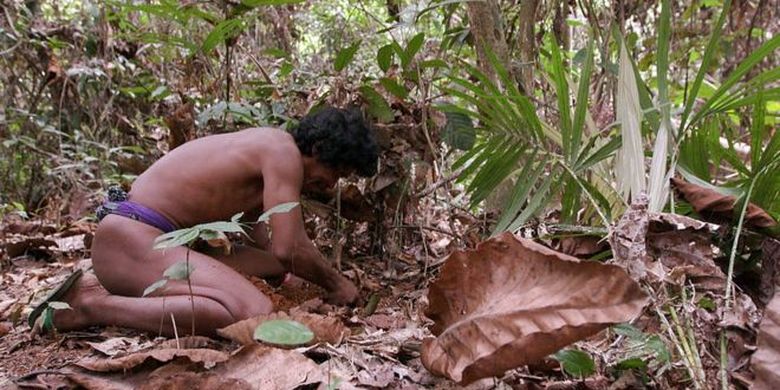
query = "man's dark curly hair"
xmin=292 ymin=107 xmax=378 ymax=177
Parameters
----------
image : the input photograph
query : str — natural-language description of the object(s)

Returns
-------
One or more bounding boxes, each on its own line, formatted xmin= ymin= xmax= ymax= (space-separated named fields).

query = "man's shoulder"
xmin=238 ymin=127 xmax=297 ymax=152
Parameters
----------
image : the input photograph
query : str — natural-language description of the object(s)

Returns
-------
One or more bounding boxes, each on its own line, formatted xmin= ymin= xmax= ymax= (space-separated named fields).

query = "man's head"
xmin=292 ymin=107 xmax=378 ymax=191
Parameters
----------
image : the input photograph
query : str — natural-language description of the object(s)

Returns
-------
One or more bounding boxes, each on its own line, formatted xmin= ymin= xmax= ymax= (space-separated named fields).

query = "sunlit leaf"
xmin=257 ymin=202 xmax=299 ymax=223
xmin=143 ymin=278 xmax=168 ymax=297
xmin=194 ymin=221 xmax=245 ymax=234
xmin=48 ymin=301 xmax=72 ymax=310
xmin=154 ymin=227 xmax=200 ymax=249
xmin=163 ymin=260 xmax=195 ymax=281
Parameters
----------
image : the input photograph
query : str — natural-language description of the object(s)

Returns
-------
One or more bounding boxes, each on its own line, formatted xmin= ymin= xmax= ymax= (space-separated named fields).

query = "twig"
xmin=389 ymin=224 xmax=459 ymax=238
xmin=170 ymin=313 xmax=180 ymax=349
xmin=186 ymin=248 xmax=195 ymax=336
xmin=414 ymin=167 xmax=465 ymax=197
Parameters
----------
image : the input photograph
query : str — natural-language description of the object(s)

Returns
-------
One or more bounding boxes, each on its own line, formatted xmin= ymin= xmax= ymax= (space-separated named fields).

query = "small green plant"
xmin=38 ymin=301 xmax=72 ymax=332
xmin=552 ymin=348 xmax=597 ymax=378
xmin=254 ymin=319 xmax=314 ymax=346
xmin=611 ymin=323 xmax=672 ymax=380
xmin=147 ymin=202 xmax=298 ymax=335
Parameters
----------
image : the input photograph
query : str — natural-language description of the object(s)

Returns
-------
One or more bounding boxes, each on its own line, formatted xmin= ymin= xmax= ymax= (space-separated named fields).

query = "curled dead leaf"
xmin=671 ymin=178 xmax=777 ymax=228
xmin=752 ymin=292 xmax=780 ymax=390
xmin=647 ymin=215 xmax=725 ymax=290
xmin=5 ymin=237 xmax=58 ymax=258
xmin=421 ymin=233 xmax=648 ymax=384
xmin=217 ymin=310 xmax=348 ymax=346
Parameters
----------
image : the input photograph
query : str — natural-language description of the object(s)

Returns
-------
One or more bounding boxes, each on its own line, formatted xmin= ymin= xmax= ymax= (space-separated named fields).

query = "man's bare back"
xmin=131 ymin=128 xmax=284 ymax=227
xmin=34 ymin=107 xmax=379 ymax=336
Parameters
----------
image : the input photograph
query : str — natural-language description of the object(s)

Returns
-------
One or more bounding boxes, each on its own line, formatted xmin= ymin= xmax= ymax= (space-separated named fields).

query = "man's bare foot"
xmin=51 ymin=273 xmax=110 ymax=332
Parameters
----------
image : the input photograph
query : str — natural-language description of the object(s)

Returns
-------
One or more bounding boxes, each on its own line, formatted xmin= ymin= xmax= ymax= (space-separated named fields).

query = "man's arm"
xmin=262 ymin=152 xmax=358 ymax=304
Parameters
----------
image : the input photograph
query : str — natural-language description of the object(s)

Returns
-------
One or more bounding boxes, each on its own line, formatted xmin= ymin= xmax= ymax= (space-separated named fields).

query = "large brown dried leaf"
xmin=421 ymin=233 xmax=648 ymax=384
xmin=75 ymin=348 xmax=229 ymax=372
xmin=217 ymin=310 xmax=348 ymax=346
xmin=211 ymin=345 xmax=326 ymax=389
xmin=671 ymin=178 xmax=777 ymax=228
xmin=752 ymin=293 xmax=780 ymax=390
xmin=65 ymin=345 xmax=325 ymax=390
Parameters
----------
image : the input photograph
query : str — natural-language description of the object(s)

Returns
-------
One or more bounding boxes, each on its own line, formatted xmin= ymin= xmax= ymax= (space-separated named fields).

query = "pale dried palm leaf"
xmin=615 ymin=41 xmax=645 ymax=201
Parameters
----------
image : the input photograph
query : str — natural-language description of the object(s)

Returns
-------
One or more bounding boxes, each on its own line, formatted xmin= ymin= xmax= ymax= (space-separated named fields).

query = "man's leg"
xmin=54 ymin=274 xmax=236 ymax=337
xmin=208 ymin=245 xmax=286 ymax=279
xmin=61 ymin=215 xmax=275 ymax=336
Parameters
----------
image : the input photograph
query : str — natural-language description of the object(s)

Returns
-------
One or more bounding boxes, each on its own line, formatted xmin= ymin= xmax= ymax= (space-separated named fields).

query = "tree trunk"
xmin=516 ymin=0 xmax=539 ymax=94
xmin=466 ymin=0 xmax=509 ymax=84
xmin=467 ymin=0 xmax=515 ymax=217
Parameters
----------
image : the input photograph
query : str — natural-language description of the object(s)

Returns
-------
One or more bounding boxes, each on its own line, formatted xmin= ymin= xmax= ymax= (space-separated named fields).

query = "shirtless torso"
xmin=50 ymin=125 xmax=363 ymax=337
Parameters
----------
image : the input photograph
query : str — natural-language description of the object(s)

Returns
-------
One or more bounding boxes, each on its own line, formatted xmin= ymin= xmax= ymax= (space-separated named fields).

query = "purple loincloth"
xmin=97 ymin=201 xmax=178 ymax=233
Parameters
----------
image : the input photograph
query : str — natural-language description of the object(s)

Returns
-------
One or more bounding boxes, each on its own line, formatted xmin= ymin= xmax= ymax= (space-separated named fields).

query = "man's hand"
xmin=326 ymin=277 xmax=359 ymax=306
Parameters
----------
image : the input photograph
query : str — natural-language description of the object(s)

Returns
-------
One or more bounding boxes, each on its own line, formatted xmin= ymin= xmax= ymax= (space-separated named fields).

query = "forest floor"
xmin=0 ymin=216 xmax=496 ymax=389
xmin=0 ymin=203 xmax=777 ymax=389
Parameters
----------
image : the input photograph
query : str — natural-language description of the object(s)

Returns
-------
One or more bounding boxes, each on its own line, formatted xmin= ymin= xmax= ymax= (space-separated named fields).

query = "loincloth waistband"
xmin=96 ymin=186 xmax=177 ymax=233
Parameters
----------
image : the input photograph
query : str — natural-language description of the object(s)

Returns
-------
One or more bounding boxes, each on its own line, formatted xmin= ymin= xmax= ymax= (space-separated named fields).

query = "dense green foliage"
xmin=1 ymin=0 xmax=778 ymax=227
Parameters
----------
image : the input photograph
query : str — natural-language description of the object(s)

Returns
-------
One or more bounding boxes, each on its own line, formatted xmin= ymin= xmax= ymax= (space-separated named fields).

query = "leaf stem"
xmin=186 ymin=248 xmax=195 ymax=336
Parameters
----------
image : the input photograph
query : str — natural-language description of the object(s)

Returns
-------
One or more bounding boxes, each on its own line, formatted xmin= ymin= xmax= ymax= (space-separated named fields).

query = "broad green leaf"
xmin=48 ymin=301 xmax=72 ymax=310
xmin=334 ymin=41 xmax=361 ymax=72
xmin=257 ymin=202 xmax=299 ymax=223
xmin=143 ymin=278 xmax=168 ymax=297
xmin=404 ymin=33 xmax=425 ymax=68
xmin=163 ymin=261 xmax=195 ymax=281
xmin=442 ymin=111 xmax=475 ymax=151
xmin=379 ymin=77 xmax=409 ymax=99
xmin=154 ymin=227 xmax=201 ymax=249
xmin=359 ymin=86 xmax=394 ymax=123
xmin=553 ymin=349 xmax=596 ymax=377
xmin=254 ymin=319 xmax=314 ymax=346
xmin=377 ymin=44 xmax=394 ymax=72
